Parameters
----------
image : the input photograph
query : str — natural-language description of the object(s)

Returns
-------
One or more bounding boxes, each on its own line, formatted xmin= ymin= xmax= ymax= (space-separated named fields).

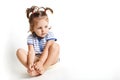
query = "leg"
xmin=16 ymin=48 xmax=28 ymax=68
xmin=16 ymin=48 xmax=40 ymax=76
xmin=41 ymin=43 xmax=60 ymax=74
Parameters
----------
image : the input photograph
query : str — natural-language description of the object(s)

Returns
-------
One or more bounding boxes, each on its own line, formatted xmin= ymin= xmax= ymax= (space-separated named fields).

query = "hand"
xmin=28 ymin=63 xmax=34 ymax=72
xmin=34 ymin=61 xmax=44 ymax=73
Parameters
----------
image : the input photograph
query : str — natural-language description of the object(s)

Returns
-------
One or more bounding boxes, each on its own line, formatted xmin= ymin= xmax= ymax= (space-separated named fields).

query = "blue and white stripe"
xmin=27 ymin=31 xmax=57 ymax=54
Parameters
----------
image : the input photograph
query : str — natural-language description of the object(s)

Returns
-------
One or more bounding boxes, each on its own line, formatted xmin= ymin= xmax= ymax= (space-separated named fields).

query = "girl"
xmin=16 ymin=6 xmax=60 ymax=76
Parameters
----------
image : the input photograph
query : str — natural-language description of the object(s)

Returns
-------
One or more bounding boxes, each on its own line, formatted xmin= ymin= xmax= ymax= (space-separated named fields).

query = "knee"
xmin=51 ymin=43 xmax=60 ymax=50
xmin=16 ymin=48 xmax=24 ymax=56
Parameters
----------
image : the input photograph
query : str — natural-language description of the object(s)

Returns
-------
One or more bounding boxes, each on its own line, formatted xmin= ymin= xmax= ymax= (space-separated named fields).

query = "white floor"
xmin=4 ymin=61 xmax=72 ymax=80
xmin=17 ymin=63 xmax=70 ymax=80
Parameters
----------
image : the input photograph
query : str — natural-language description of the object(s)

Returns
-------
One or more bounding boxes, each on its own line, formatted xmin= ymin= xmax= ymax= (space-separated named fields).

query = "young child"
xmin=16 ymin=6 xmax=60 ymax=76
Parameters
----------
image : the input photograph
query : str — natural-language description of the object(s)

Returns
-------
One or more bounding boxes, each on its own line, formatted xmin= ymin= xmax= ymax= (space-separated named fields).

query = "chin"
xmin=40 ymin=35 xmax=45 ymax=38
xmin=40 ymin=37 xmax=44 ymax=39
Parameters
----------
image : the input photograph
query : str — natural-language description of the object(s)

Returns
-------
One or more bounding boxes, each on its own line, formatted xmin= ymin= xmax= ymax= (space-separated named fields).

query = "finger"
xmin=31 ymin=67 xmax=34 ymax=71
xmin=36 ymin=68 xmax=41 ymax=73
xmin=29 ymin=65 xmax=34 ymax=71
xmin=34 ymin=65 xmax=37 ymax=69
xmin=28 ymin=66 xmax=31 ymax=70
xmin=34 ymin=66 xmax=39 ymax=70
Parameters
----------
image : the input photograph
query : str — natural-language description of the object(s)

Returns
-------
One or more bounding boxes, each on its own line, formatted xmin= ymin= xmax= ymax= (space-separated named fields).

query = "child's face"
xmin=33 ymin=18 xmax=49 ymax=38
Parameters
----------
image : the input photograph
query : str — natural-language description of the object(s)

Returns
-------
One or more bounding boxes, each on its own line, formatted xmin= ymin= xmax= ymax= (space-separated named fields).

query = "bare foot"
xmin=39 ymin=67 xmax=45 ymax=74
xmin=36 ymin=66 xmax=46 ymax=75
xmin=27 ymin=69 xmax=40 ymax=77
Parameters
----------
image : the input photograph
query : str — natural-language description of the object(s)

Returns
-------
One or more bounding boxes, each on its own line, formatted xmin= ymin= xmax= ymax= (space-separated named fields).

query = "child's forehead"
xmin=33 ymin=17 xmax=48 ymax=26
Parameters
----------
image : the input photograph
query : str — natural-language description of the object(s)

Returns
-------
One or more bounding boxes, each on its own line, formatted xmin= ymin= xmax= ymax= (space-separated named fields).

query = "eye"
xmin=37 ymin=27 xmax=42 ymax=29
xmin=45 ymin=26 xmax=48 ymax=28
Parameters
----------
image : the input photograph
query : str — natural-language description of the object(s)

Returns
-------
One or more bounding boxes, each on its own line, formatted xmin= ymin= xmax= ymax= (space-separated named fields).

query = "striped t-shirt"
xmin=27 ymin=31 xmax=57 ymax=54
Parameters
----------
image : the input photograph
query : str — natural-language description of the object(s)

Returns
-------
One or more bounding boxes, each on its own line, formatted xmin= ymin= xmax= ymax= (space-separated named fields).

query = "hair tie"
xmin=29 ymin=12 xmax=32 ymax=18
xmin=33 ymin=7 xmax=39 ymax=13
xmin=39 ymin=7 xmax=45 ymax=12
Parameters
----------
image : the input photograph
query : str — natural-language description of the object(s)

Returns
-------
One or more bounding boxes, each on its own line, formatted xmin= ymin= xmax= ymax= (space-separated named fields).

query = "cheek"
xmin=46 ymin=29 xmax=49 ymax=32
xmin=34 ymin=29 xmax=41 ymax=34
xmin=36 ymin=30 xmax=41 ymax=33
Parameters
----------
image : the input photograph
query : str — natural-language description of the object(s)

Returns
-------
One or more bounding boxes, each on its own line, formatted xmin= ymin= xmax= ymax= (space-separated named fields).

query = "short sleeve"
xmin=46 ymin=32 xmax=57 ymax=41
xmin=27 ymin=34 xmax=34 ymax=45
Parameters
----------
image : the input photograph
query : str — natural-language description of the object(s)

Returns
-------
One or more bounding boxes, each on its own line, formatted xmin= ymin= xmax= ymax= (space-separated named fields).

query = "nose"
xmin=42 ymin=28 xmax=45 ymax=32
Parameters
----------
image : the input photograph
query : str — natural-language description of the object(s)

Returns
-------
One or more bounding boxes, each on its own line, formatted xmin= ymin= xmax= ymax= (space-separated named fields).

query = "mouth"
xmin=41 ymin=33 xmax=46 ymax=36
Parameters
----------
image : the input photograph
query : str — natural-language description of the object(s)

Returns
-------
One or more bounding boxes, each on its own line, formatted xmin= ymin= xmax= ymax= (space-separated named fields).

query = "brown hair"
xmin=26 ymin=6 xmax=53 ymax=33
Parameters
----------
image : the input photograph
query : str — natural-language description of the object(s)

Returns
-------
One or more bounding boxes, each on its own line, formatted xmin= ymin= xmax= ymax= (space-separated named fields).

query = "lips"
xmin=41 ymin=33 xmax=46 ymax=36
xmin=42 ymin=33 xmax=46 ymax=35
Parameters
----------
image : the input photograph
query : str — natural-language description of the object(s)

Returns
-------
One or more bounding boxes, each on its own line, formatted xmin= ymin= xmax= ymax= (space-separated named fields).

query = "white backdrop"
xmin=0 ymin=0 xmax=120 ymax=80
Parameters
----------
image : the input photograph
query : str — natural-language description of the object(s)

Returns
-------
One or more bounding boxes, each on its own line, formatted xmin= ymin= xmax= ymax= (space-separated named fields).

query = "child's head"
xmin=26 ymin=6 xmax=53 ymax=38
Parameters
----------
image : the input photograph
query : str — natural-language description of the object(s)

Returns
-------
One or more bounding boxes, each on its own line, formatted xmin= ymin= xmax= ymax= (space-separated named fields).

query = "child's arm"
xmin=39 ymin=40 xmax=55 ymax=64
xmin=27 ymin=45 xmax=35 ymax=70
xmin=35 ymin=40 xmax=55 ymax=67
